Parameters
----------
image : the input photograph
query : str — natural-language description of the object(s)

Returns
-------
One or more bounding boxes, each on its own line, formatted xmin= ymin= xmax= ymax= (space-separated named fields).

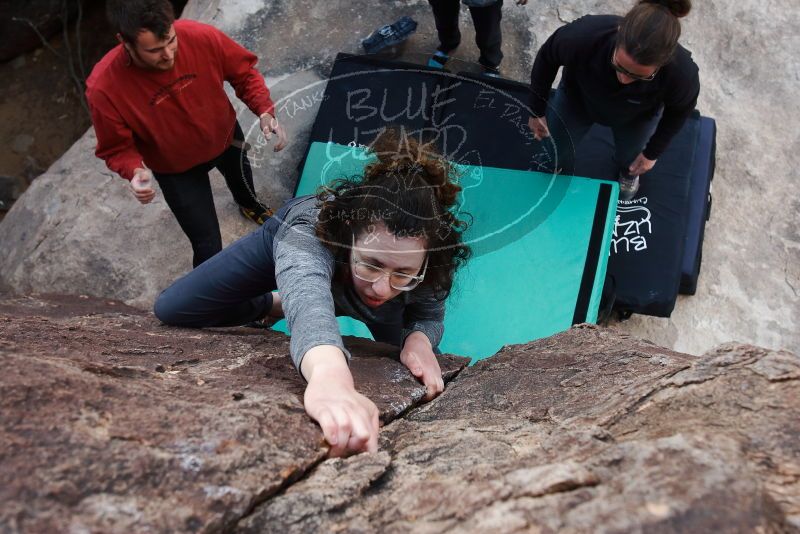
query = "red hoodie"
xmin=86 ymin=19 xmax=275 ymax=180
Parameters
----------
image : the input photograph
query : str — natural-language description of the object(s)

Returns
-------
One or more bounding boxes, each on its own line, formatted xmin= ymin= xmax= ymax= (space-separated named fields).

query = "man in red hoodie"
xmin=86 ymin=0 xmax=288 ymax=267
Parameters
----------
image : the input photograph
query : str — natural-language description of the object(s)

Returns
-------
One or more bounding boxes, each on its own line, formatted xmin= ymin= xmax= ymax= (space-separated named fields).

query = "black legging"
xmin=428 ymin=0 xmax=504 ymax=69
xmin=154 ymin=122 xmax=266 ymax=268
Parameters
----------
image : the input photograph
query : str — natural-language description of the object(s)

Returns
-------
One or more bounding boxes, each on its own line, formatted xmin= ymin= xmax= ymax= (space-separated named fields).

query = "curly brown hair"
xmin=315 ymin=128 xmax=472 ymax=300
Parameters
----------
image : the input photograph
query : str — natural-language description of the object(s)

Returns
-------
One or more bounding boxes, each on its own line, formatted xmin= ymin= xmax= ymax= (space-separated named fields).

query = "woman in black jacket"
xmin=528 ymin=0 xmax=699 ymax=200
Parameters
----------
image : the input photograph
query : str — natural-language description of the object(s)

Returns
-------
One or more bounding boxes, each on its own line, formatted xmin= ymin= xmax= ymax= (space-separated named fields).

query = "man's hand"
xmin=130 ymin=168 xmax=156 ymax=204
xmin=301 ymin=346 xmax=379 ymax=458
xmin=528 ymin=116 xmax=550 ymax=141
xmin=628 ymin=153 xmax=657 ymax=176
xmin=259 ymin=112 xmax=288 ymax=152
xmin=401 ymin=332 xmax=444 ymax=401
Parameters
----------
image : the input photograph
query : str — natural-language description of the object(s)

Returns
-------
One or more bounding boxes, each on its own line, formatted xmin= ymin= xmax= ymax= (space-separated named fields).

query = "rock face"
xmin=241 ymin=330 xmax=800 ymax=532
xmin=0 ymin=294 xmax=468 ymax=532
xmin=1 ymin=294 xmax=799 ymax=533
xmin=0 ymin=1 xmax=78 ymax=63
xmin=0 ymin=1 xmax=797 ymax=356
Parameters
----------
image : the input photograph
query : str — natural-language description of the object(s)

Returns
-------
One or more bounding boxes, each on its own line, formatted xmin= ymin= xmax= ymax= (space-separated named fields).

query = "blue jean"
xmin=153 ymin=206 xmax=283 ymax=328
xmin=542 ymin=85 xmax=663 ymax=176
xmin=153 ymin=197 xmax=409 ymax=347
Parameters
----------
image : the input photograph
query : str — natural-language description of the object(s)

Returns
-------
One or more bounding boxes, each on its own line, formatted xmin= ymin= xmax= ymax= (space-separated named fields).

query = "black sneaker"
xmin=362 ymin=16 xmax=418 ymax=55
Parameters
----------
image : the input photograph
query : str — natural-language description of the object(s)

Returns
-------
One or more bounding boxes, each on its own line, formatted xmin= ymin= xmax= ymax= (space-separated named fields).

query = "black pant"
xmin=428 ymin=0 xmax=504 ymax=69
xmin=154 ymin=122 xmax=265 ymax=268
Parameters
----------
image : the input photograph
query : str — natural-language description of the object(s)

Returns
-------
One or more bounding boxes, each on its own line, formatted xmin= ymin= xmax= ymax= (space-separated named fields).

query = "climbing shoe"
xmin=243 ymin=316 xmax=280 ymax=329
xmin=240 ymin=205 xmax=273 ymax=225
xmin=428 ymin=50 xmax=451 ymax=69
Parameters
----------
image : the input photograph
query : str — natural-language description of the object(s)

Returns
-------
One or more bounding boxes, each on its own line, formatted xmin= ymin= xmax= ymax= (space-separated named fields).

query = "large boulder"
xmin=0 ymin=0 xmax=797 ymax=356
xmin=241 ymin=330 xmax=800 ymax=532
xmin=0 ymin=1 xmax=78 ymax=63
xmin=0 ymin=294 xmax=468 ymax=531
xmin=1 ymin=294 xmax=798 ymax=532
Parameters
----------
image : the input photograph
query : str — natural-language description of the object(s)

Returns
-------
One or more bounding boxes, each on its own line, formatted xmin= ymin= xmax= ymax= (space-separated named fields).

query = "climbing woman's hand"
xmin=301 ymin=345 xmax=379 ymax=457
xmin=401 ymin=332 xmax=444 ymax=401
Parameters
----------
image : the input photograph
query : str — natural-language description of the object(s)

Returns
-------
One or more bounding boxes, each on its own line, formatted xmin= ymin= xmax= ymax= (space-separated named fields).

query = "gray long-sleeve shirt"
xmin=272 ymin=196 xmax=446 ymax=370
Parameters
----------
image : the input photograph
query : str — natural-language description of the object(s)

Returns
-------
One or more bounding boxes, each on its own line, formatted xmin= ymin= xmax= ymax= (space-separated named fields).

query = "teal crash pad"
xmin=274 ymin=141 xmax=618 ymax=363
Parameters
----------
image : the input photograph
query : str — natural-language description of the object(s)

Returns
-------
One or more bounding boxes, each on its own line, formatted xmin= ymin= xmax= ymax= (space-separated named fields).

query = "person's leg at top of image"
xmin=467 ymin=0 xmax=504 ymax=73
xmin=428 ymin=0 xmax=462 ymax=67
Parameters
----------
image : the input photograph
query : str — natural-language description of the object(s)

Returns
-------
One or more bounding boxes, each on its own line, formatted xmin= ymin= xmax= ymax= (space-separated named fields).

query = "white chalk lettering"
xmin=346 ymin=88 xmax=378 ymax=122
xmin=380 ymin=86 xmax=428 ymax=122
xmin=430 ymin=82 xmax=461 ymax=128
xmin=277 ymin=89 xmax=326 ymax=119
xmin=611 ymin=202 xmax=652 ymax=254
xmin=474 ymin=89 xmax=496 ymax=110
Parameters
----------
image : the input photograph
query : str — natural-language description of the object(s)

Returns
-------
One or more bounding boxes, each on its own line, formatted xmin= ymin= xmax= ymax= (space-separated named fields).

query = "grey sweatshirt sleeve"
xmin=273 ymin=217 xmax=351 ymax=371
xmin=402 ymin=288 xmax=446 ymax=348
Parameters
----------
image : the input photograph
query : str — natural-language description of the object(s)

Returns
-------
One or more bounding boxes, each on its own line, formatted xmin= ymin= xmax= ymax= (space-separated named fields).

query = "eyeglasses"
xmin=611 ymin=48 xmax=658 ymax=82
xmin=350 ymin=236 xmax=428 ymax=291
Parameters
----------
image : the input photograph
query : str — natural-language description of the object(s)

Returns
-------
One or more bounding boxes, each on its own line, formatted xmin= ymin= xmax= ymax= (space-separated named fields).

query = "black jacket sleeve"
xmin=529 ymin=19 xmax=586 ymax=117
xmin=642 ymin=55 xmax=701 ymax=160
